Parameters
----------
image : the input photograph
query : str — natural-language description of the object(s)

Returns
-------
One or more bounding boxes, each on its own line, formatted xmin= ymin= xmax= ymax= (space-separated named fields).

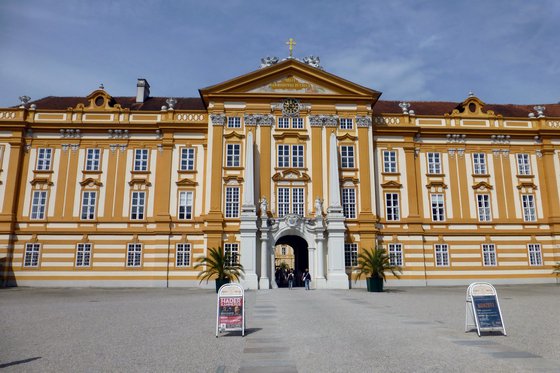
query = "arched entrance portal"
xmin=274 ymin=235 xmax=308 ymax=288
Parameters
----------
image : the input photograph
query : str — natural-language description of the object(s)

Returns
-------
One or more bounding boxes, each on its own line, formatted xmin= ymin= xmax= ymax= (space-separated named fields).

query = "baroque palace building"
xmin=1 ymin=55 xmax=559 ymax=289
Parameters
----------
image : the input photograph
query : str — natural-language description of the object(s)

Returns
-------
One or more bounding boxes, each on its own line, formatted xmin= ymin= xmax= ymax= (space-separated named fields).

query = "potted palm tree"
xmin=195 ymin=247 xmax=245 ymax=292
xmin=355 ymin=246 xmax=401 ymax=292
xmin=553 ymin=262 xmax=560 ymax=285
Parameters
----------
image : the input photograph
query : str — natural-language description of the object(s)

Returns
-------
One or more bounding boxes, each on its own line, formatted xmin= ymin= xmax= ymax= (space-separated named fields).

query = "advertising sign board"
xmin=216 ymin=283 xmax=245 ymax=337
xmin=465 ymin=282 xmax=506 ymax=336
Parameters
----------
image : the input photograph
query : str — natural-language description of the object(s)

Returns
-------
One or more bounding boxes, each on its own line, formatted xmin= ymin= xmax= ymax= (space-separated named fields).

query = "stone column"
xmin=259 ymin=225 xmax=270 ymax=289
xmin=240 ymin=131 xmax=258 ymax=290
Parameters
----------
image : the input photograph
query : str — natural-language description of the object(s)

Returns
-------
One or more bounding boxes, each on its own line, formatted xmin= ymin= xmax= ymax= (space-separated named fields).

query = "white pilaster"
xmin=240 ymin=131 xmax=258 ymax=290
xmin=259 ymin=225 xmax=270 ymax=289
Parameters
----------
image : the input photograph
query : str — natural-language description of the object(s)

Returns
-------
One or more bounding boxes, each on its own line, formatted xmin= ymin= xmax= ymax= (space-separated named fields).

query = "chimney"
xmin=136 ymin=78 xmax=150 ymax=103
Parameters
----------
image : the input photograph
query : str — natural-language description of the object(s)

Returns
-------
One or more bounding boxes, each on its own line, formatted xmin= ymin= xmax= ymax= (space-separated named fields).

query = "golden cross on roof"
xmin=286 ymin=38 xmax=296 ymax=58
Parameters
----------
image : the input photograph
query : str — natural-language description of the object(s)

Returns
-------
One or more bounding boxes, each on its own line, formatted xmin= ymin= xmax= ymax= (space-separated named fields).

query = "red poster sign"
xmin=216 ymin=283 xmax=245 ymax=337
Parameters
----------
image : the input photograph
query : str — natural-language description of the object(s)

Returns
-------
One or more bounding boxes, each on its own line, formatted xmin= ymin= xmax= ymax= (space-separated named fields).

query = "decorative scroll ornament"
xmin=210 ymin=113 xmax=226 ymax=126
xmin=309 ymin=115 xmax=339 ymax=127
xmin=356 ymin=116 xmax=372 ymax=128
xmin=260 ymin=56 xmax=280 ymax=68
xmin=244 ymin=114 xmax=275 ymax=126
xmin=284 ymin=214 xmax=302 ymax=228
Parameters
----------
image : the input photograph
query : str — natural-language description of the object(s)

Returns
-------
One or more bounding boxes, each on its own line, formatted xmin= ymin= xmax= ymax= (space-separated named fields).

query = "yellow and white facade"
xmin=0 ymin=58 xmax=559 ymax=288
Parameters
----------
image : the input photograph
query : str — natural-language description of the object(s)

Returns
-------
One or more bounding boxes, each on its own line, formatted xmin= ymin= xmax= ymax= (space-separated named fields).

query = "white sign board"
xmin=465 ymin=282 xmax=506 ymax=336
xmin=216 ymin=283 xmax=245 ymax=337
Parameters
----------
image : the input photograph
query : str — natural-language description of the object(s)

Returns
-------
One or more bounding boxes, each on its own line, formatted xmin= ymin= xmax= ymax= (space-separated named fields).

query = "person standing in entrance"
xmin=302 ymin=269 xmax=311 ymax=290
xmin=287 ymin=269 xmax=294 ymax=290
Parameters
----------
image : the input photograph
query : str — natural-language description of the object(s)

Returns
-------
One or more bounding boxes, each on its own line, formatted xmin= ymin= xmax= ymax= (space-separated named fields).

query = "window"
xmin=277 ymin=187 xmax=305 ymax=217
xmin=344 ymin=243 xmax=357 ymax=267
xmin=383 ymin=150 xmax=397 ymax=173
xmin=517 ymin=154 xmax=531 ymax=175
xmin=385 ymin=193 xmax=400 ymax=221
xmin=130 ymin=191 xmax=145 ymax=220
xmin=224 ymin=243 xmax=239 ymax=266
xmin=342 ymin=188 xmax=356 ymax=219
xmin=278 ymin=117 xmax=290 ymax=129
xmin=226 ymin=144 xmax=241 ymax=167
xmin=435 ymin=244 xmax=449 ymax=267
xmin=473 ymin=153 xmax=487 ymax=174
xmin=180 ymin=148 xmax=196 ymax=171
xmin=227 ymin=116 xmax=241 ymax=128
xmin=225 ymin=187 xmax=240 ymax=218
xmin=477 ymin=194 xmax=491 ymax=222
xmin=30 ymin=191 xmax=47 ymax=220
xmin=85 ymin=149 xmax=101 ymax=171
xmin=340 ymin=145 xmax=355 ymax=168
xmin=292 ymin=117 xmax=304 ymax=129
xmin=176 ymin=243 xmax=191 ymax=267
xmin=340 ymin=118 xmax=353 ymax=130
xmin=127 ymin=243 xmax=142 ymax=267
xmin=482 ymin=244 xmax=497 ymax=266
xmin=134 ymin=149 xmax=149 ymax=171
xmin=277 ymin=145 xmax=304 ymax=168
xmin=292 ymin=145 xmax=304 ymax=168
xmin=178 ymin=191 xmax=193 ymax=220
xmin=24 ymin=243 xmax=40 ymax=267
xmin=37 ymin=148 xmax=53 ymax=171
xmin=427 ymin=152 xmax=442 ymax=174
xmin=388 ymin=243 xmax=403 ymax=266
xmin=522 ymin=194 xmax=536 ymax=222
xmin=81 ymin=191 xmax=97 ymax=220
xmin=76 ymin=243 xmax=92 ymax=267
xmin=528 ymin=244 xmax=543 ymax=266
xmin=277 ymin=145 xmax=290 ymax=168
xmin=431 ymin=194 xmax=445 ymax=222
xmin=281 ymin=246 xmax=286 ymax=255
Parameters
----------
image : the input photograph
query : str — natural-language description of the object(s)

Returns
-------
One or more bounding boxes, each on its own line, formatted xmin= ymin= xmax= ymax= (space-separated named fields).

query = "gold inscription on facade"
xmin=269 ymin=76 xmax=311 ymax=90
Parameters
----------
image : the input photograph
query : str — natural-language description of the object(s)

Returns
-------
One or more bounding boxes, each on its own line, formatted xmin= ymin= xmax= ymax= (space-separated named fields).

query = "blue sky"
xmin=0 ymin=0 xmax=558 ymax=107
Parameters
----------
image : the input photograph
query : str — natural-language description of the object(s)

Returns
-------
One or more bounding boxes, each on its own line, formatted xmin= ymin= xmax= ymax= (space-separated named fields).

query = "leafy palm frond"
xmin=194 ymin=247 xmax=245 ymax=283
xmin=553 ymin=262 xmax=560 ymax=277
xmin=355 ymin=246 xmax=401 ymax=282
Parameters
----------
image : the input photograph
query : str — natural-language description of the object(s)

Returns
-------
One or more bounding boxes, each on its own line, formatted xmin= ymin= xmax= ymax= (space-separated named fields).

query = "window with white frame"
xmin=278 ymin=117 xmax=290 ymax=129
xmin=130 ymin=191 xmax=146 ymax=220
xmin=522 ymin=194 xmax=536 ymax=222
xmin=431 ymin=194 xmax=445 ymax=222
xmin=340 ymin=145 xmax=355 ymax=168
xmin=292 ymin=145 xmax=304 ymax=168
xmin=388 ymin=243 xmax=403 ymax=266
xmin=342 ymin=188 xmax=356 ymax=219
xmin=435 ymin=244 xmax=449 ymax=267
xmin=473 ymin=153 xmax=487 ymax=174
xmin=24 ymin=243 xmax=40 ymax=267
xmin=477 ymin=194 xmax=492 ymax=222
xmin=37 ymin=148 xmax=53 ymax=171
xmin=482 ymin=244 xmax=497 ymax=266
xmin=517 ymin=153 xmax=531 ymax=175
xmin=30 ymin=191 xmax=47 ymax=220
xmin=176 ymin=243 xmax=191 ymax=267
xmin=528 ymin=244 xmax=543 ymax=266
xmin=427 ymin=152 xmax=442 ymax=174
xmin=385 ymin=193 xmax=400 ymax=221
xmin=178 ymin=191 xmax=193 ymax=220
xmin=81 ymin=191 xmax=97 ymax=220
xmin=227 ymin=116 xmax=241 ymax=128
xmin=225 ymin=187 xmax=240 ymax=218
xmin=277 ymin=145 xmax=290 ymax=168
xmin=133 ymin=149 xmax=149 ymax=171
xmin=180 ymin=147 xmax=196 ymax=171
xmin=127 ymin=243 xmax=142 ymax=267
xmin=277 ymin=187 xmax=305 ymax=217
xmin=340 ymin=118 xmax=353 ymax=130
xmin=344 ymin=243 xmax=358 ymax=267
xmin=226 ymin=144 xmax=241 ymax=167
xmin=85 ymin=149 xmax=101 ymax=171
xmin=383 ymin=150 xmax=397 ymax=173
xmin=292 ymin=117 xmax=304 ymax=129
xmin=224 ymin=243 xmax=239 ymax=266
xmin=76 ymin=243 xmax=92 ymax=267
xmin=277 ymin=145 xmax=304 ymax=168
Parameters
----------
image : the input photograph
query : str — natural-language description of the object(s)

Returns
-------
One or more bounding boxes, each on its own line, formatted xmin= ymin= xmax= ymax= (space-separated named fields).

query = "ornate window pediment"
xmin=449 ymin=95 xmax=498 ymax=118
xmin=79 ymin=178 xmax=103 ymax=187
xmin=472 ymin=181 xmax=493 ymax=191
xmin=30 ymin=177 xmax=53 ymax=186
xmin=272 ymin=169 xmax=310 ymax=182
xmin=517 ymin=181 xmax=538 ymax=192
xmin=75 ymin=89 xmax=123 ymax=111
xmin=426 ymin=181 xmax=448 ymax=190
xmin=176 ymin=178 xmax=198 ymax=186
xmin=223 ymin=175 xmax=244 ymax=184
xmin=224 ymin=131 xmax=245 ymax=140
xmin=128 ymin=178 xmax=151 ymax=187
xmin=273 ymin=132 xmax=309 ymax=141
xmin=337 ymin=133 xmax=358 ymax=142
xmin=380 ymin=180 xmax=402 ymax=189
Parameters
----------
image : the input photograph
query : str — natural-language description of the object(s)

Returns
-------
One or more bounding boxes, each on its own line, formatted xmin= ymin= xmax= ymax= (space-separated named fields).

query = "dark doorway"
xmin=274 ymin=235 xmax=308 ymax=288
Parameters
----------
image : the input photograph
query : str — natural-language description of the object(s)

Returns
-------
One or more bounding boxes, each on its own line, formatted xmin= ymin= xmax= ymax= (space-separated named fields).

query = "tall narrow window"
xmin=292 ymin=188 xmax=305 ymax=216
xmin=522 ymin=194 xmax=536 ymax=222
xmin=482 ymin=244 xmax=497 ymax=266
xmin=176 ymin=243 xmax=191 ymax=267
xmin=224 ymin=243 xmax=239 ymax=266
xmin=278 ymin=117 xmax=290 ymax=129
xmin=383 ymin=150 xmax=397 ymax=173
xmin=178 ymin=191 xmax=193 ymax=220
xmin=427 ymin=152 xmax=442 ymax=174
xmin=24 ymin=243 xmax=41 ymax=267
xmin=127 ymin=243 xmax=142 ymax=267
xmin=30 ymin=191 xmax=47 ymax=220
xmin=341 ymin=145 xmax=355 ymax=168
xmin=344 ymin=243 xmax=358 ymax=267
xmin=385 ymin=193 xmax=400 ymax=221
xmin=292 ymin=145 xmax=304 ymax=168
xmin=130 ymin=191 xmax=145 ymax=220
xmin=180 ymin=148 xmax=196 ymax=171
xmin=431 ymin=194 xmax=445 ymax=222
xmin=277 ymin=145 xmax=290 ymax=168
xmin=342 ymin=188 xmax=356 ymax=219
xmin=292 ymin=117 xmax=304 ymax=129
xmin=477 ymin=194 xmax=491 ymax=222
xmin=226 ymin=144 xmax=241 ymax=167
xmin=76 ymin=243 xmax=92 ymax=267
xmin=225 ymin=187 xmax=240 ymax=218
xmin=435 ymin=244 xmax=449 ymax=267
xmin=277 ymin=187 xmax=304 ymax=217
xmin=473 ymin=153 xmax=487 ymax=174
xmin=227 ymin=117 xmax=241 ymax=128
xmin=134 ymin=149 xmax=149 ymax=171
xmin=81 ymin=191 xmax=97 ymax=220
xmin=85 ymin=149 xmax=101 ymax=171
xmin=37 ymin=148 xmax=53 ymax=171
xmin=388 ymin=243 xmax=403 ymax=266
xmin=528 ymin=244 xmax=542 ymax=266
xmin=340 ymin=118 xmax=353 ymax=130
xmin=517 ymin=153 xmax=531 ymax=175
xmin=277 ymin=188 xmax=290 ymax=217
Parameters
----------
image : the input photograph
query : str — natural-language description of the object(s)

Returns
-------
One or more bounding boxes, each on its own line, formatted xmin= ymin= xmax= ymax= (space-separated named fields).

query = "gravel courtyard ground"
xmin=1 ymin=284 xmax=559 ymax=372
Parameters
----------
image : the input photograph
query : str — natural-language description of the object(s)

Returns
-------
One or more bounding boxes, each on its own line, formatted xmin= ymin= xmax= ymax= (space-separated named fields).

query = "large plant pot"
xmin=215 ymin=278 xmax=230 ymax=293
xmin=366 ymin=277 xmax=384 ymax=292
